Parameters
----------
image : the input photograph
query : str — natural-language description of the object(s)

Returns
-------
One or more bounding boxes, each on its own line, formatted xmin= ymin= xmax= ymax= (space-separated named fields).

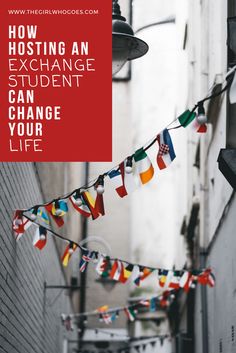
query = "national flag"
xmin=158 ymin=269 xmax=169 ymax=287
xmin=69 ymin=194 xmax=91 ymax=218
xmin=108 ymin=169 xmax=123 ymax=192
xmin=134 ymin=267 xmax=153 ymax=286
xmin=197 ymin=268 xmax=215 ymax=287
xmin=33 ymin=226 xmax=47 ymax=250
xmin=45 ymin=203 xmax=64 ymax=227
xmin=37 ymin=208 xmax=50 ymax=225
xmin=179 ymin=271 xmax=192 ymax=292
xmin=94 ymin=192 xmax=105 ymax=217
xmin=109 ymin=161 xmax=138 ymax=198
xmin=79 ymin=249 xmax=99 ymax=272
xmin=101 ymin=313 xmax=112 ymax=324
xmin=156 ymin=129 xmax=176 ymax=170
xmin=178 ymin=110 xmax=196 ymax=127
xmin=192 ymin=119 xmax=207 ymax=133
xmin=97 ymin=305 xmax=109 ymax=312
xmin=124 ymin=308 xmax=136 ymax=322
xmin=51 ymin=200 xmax=68 ymax=217
xmin=110 ymin=312 xmax=117 ymax=322
xmin=61 ymin=243 xmax=77 ymax=267
xmin=134 ymin=148 xmax=154 ymax=185
xmin=150 ymin=298 xmax=156 ymax=312
xmin=12 ymin=210 xmax=32 ymax=240
xmin=81 ymin=191 xmax=100 ymax=220
xmin=169 ymin=274 xmax=181 ymax=289
xmin=161 ymin=270 xmax=174 ymax=289
xmin=96 ymin=255 xmax=110 ymax=276
xmin=119 ymin=263 xmax=134 ymax=283
xmin=160 ymin=290 xmax=171 ymax=307
xmin=109 ymin=260 xmax=124 ymax=281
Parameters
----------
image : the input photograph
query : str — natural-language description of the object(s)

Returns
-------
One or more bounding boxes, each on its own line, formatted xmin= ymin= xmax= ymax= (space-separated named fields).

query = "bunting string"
xmin=11 ymin=66 xmax=235 ymax=294
xmin=61 ymin=289 xmax=177 ymax=328
xmin=13 ymin=67 xmax=234 ymax=221
xmin=19 ymin=214 xmax=215 ymax=291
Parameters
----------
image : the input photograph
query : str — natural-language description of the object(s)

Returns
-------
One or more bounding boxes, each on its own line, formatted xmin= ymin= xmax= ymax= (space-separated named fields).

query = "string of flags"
xmin=11 ymin=68 xmax=234 ymax=298
xmin=13 ymin=69 xmax=235 ymax=231
xmin=13 ymin=70 xmax=234 ymax=237
xmin=61 ymin=290 xmax=176 ymax=328
xmin=15 ymin=214 xmax=216 ymax=291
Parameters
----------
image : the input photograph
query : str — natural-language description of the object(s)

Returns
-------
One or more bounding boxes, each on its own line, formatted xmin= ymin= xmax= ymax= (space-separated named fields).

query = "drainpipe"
xmin=200 ymin=248 xmax=209 ymax=353
xmin=78 ymin=162 xmax=89 ymax=349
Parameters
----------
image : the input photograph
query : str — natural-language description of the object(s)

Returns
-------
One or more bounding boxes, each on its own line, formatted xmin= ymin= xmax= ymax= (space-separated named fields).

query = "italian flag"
xmin=134 ymin=148 xmax=154 ymax=185
xmin=178 ymin=110 xmax=196 ymax=127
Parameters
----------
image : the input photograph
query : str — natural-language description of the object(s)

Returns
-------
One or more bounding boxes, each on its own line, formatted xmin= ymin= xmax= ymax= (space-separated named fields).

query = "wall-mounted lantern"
xmin=112 ymin=0 xmax=149 ymax=76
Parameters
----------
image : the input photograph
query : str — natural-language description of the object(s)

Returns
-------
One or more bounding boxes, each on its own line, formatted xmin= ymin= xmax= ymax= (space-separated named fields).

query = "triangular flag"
xmin=156 ymin=129 xmax=176 ymax=170
xmin=61 ymin=243 xmax=77 ymax=267
xmin=134 ymin=148 xmax=154 ymax=184
xmin=178 ymin=110 xmax=196 ymax=127
xmin=33 ymin=226 xmax=47 ymax=250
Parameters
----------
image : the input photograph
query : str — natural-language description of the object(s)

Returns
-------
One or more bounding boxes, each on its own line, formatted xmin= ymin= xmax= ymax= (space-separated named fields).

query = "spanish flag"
xmin=134 ymin=148 xmax=154 ymax=185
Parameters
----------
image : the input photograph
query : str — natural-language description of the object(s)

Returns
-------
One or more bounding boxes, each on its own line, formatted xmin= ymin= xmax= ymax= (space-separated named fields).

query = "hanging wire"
xmin=62 ymin=289 xmax=175 ymax=319
xmin=17 ymin=66 xmax=235 ymax=215
xmin=23 ymin=214 xmax=207 ymax=274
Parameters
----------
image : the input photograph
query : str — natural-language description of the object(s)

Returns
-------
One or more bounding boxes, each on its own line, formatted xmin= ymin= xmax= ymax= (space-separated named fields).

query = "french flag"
xmin=156 ymin=129 xmax=176 ymax=170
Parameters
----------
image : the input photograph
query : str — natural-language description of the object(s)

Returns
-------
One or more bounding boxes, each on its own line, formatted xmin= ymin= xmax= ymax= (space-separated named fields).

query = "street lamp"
xmin=112 ymin=0 xmax=149 ymax=76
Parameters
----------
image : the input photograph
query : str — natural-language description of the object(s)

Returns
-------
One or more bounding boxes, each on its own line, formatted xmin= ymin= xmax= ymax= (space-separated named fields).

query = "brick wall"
xmin=0 ymin=162 xmax=76 ymax=353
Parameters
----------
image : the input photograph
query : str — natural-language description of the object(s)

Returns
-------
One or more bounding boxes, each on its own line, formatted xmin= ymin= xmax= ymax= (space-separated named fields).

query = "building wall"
xmin=184 ymin=1 xmax=236 ymax=352
xmin=0 ymin=162 xmax=76 ymax=353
